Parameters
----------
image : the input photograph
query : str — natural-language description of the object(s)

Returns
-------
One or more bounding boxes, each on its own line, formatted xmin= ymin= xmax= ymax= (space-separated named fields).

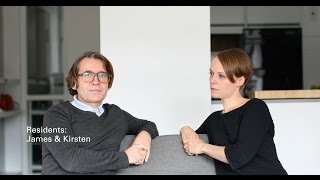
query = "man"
xmin=41 ymin=51 xmax=158 ymax=174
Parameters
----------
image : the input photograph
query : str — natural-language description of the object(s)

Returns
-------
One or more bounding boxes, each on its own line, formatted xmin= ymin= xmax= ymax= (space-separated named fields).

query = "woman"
xmin=180 ymin=48 xmax=287 ymax=175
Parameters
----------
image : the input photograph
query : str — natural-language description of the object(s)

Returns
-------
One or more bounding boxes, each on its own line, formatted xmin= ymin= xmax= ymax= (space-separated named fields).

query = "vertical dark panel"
xmin=260 ymin=28 xmax=302 ymax=90
xmin=243 ymin=28 xmax=302 ymax=92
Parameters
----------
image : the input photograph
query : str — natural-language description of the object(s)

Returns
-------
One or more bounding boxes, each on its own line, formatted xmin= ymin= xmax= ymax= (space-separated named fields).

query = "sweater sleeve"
xmin=224 ymin=99 xmax=273 ymax=170
xmin=42 ymin=106 xmax=129 ymax=173
xmin=121 ymin=108 xmax=159 ymax=139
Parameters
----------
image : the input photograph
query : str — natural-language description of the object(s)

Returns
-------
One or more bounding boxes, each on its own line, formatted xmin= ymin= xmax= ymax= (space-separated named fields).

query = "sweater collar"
xmin=70 ymin=95 xmax=105 ymax=117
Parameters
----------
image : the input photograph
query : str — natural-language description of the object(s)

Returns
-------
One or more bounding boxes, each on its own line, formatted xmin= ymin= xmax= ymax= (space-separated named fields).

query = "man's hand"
xmin=125 ymin=144 xmax=148 ymax=165
xmin=127 ymin=131 xmax=152 ymax=164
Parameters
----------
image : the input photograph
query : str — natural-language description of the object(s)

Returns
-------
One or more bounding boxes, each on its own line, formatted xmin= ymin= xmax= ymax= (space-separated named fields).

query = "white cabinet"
xmin=247 ymin=6 xmax=301 ymax=24
xmin=210 ymin=6 xmax=302 ymax=34
xmin=210 ymin=6 xmax=245 ymax=34
xmin=210 ymin=6 xmax=245 ymax=25
xmin=301 ymin=6 xmax=320 ymax=36
xmin=301 ymin=6 xmax=320 ymax=89
xmin=211 ymin=6 xmax=302 ymax=26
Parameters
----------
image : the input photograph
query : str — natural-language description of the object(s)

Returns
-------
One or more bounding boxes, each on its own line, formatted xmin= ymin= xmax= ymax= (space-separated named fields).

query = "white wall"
xmin=212 ymin=99 xmax=320 ymax=175
xmin=100 ymin=6 xmax=211 ymax=135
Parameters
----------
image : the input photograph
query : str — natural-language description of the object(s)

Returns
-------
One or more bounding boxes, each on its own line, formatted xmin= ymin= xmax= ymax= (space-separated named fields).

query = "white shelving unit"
xmin=27 ymin=99 xmax=64 ymax=174
xmin=1 ymin=6 xmax=99 ymax=174
xmin=0 ymin=78 xmax=22 ymax=120
xmin=0 ymin=78 xmax=20 ymax=85
xmin=0 ymin=110 xmax=21 ymax=119
xmin=0 ymin=77 xmax=21 ymax=173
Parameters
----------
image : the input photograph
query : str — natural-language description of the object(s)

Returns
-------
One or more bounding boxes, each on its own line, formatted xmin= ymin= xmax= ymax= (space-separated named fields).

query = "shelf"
xmin=26 ymin=95 xmax=65 ymax=101
xmin=248 ymin=89 xmax=320 ymax=99
xmin=0 ymin=78 xmax=20 ymax=85
xmin=32 ymin=164 xmax=42 ymax=170
xmin=29 ymin=110 xmax=47 ymax=115
xmin=0 ymin=171 xmax=22 ymax=175
xmin=0 ymin=110 xmax=22 ymax=119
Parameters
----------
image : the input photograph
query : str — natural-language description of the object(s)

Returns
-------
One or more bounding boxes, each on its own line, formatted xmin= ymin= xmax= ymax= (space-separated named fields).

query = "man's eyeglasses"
xmin=78 ymin=71 xmax=112 ymax=83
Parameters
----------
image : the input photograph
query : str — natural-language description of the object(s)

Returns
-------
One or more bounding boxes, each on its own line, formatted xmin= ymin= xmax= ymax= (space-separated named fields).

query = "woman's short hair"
xmin=216 ymin=48 xmax=253 ymax=91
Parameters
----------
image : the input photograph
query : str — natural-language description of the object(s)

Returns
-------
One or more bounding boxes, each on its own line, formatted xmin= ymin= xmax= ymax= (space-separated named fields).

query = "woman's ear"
xmin=236 ymin=76 xmax=245 ymax=87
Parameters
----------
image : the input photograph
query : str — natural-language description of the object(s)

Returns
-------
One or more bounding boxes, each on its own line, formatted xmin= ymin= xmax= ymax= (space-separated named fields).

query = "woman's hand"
xmin=180 ymin=126 xmax=199 ymax=143
xmin=180 ymin=126 xmax=202 ymax=155
xmin=183 ymin=138 xmax=205 ymax=156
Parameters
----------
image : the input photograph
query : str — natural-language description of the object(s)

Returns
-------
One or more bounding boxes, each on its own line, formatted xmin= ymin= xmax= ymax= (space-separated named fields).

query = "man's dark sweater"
xmin=41 ymin=101 xmax=158 ymax=175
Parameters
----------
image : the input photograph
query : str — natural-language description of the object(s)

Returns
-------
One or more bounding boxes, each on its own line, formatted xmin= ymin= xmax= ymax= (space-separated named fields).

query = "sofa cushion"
xmin=116 ymin=134 xmax=216 ymax=175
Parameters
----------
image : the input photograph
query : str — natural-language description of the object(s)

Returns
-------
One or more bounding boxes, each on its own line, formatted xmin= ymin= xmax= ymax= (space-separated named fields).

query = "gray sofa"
xmin=116 ymin=134 xmax=216 ymax=175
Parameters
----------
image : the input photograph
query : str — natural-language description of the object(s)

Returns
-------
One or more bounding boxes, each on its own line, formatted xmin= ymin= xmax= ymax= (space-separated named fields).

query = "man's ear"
xmin=72 ymin=83 xmax=77 ymax=90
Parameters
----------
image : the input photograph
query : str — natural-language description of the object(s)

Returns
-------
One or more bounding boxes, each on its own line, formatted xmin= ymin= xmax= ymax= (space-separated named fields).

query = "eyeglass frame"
xmin=78 ymin=71 xmax=112 ymax=83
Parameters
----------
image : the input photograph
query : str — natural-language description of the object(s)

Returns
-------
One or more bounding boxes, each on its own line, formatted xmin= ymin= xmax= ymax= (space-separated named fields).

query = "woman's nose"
xmin=210 ymin=75 xmax=216 ymax=83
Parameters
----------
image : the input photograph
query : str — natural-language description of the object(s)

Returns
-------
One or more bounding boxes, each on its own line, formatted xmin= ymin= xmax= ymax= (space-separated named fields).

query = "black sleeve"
xmin=224 ymin=99 xmax=272 ymax=170
xmin=121 ymin=108 xmax=159 ymax=139
xmin=42 ymin=106 xmax=129 ymax=173
xmin=195 ymin=115 xmax=211 ymax=134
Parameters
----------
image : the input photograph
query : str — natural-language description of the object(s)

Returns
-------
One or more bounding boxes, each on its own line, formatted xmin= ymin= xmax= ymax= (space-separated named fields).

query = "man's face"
xmin=72 ymin=58 xmax=109 ymax=107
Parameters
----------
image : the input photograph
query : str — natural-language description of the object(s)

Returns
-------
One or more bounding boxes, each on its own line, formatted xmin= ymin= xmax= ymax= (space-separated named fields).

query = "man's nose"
xmin=92 ymin=75 xmax=100 ymax=83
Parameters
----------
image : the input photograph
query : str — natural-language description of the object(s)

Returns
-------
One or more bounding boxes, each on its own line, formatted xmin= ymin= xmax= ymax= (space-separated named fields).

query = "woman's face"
xmin=209 ymin=57 xmax=240 ymax=99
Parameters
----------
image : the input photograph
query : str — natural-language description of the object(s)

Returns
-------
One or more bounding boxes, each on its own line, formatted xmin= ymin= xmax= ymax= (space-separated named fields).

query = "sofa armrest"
xmin=116 ymin=134 xmax=216 ymax=175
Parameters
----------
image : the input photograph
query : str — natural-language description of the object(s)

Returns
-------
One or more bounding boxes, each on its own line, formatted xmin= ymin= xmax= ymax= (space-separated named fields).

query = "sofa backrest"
xmin=116 ymin=134 xmax=216 ymax=175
